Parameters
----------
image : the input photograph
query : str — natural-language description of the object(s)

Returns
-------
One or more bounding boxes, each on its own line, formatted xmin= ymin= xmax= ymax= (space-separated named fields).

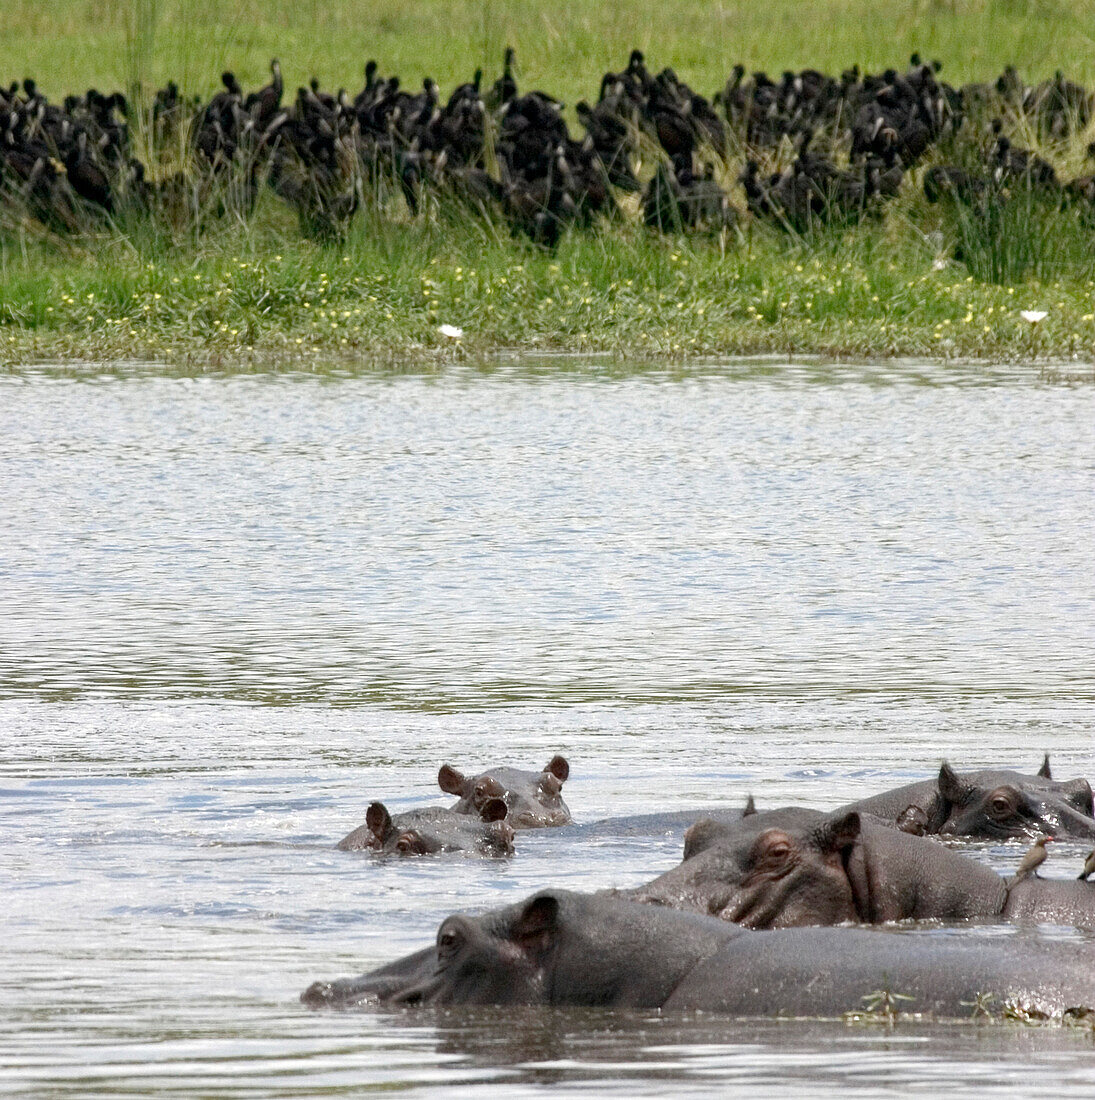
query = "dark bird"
xmin=488 ymin=46 xmax=518 ymax=110
xmin=1006 ymin=835 xmax=1053 ymax=889
xmin=1078 ymin=850 xmax=1095 ymax=881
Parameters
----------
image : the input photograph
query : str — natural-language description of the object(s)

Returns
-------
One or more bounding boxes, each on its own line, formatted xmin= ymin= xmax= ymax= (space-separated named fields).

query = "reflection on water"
xmin=1 ymin=360 xmax=1094 ymax=1095
xmin=2 ymin=361 xmax=1092 ymax=706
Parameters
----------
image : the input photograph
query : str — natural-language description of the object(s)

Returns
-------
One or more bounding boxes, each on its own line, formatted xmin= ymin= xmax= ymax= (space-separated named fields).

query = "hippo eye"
xmin=754 ymin=836 xmax=794 ymax=870
xmin=987 ymin=790 xmax=1017 ymax=818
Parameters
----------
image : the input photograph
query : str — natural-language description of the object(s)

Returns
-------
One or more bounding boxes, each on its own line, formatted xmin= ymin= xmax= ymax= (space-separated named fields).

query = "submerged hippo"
xmin=439 ymin=756 xmax=571 ymax=828
xmin=565 ymin=796 xmax=759 ymax=840
xmin=336 ymin=801 xmax=515 ymax=857
xmin=841 ymin=759 xmax=1095 ymax=840
xmin=301 ymin=889 xmax=1095 ymax=1019
xmin=626 ymin=808 xmax=1095 ymax=928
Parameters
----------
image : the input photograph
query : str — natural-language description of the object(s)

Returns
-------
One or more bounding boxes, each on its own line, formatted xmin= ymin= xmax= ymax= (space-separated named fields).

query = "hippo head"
xmin=633 ymin=809 xmax=860 ymax=929
xmin=364 ymin=800 xmax=514 ymax=856
xmin=302 ymin=894 xmax=564 ymax=1009
xmin=438 ymin=756 xmax=571 ymax=828
xmin=936 ymin=763 xmax=1095 ymax=841
xmin=301 ymin=889 xmax=739 ymax=1011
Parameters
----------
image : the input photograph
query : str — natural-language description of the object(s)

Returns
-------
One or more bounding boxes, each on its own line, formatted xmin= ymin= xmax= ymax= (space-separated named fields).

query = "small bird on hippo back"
xmin=1006 ymin=835 xmax=1053 ymax=889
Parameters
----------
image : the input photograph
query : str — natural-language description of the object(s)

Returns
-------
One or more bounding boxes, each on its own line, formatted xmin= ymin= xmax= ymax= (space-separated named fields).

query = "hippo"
xmin=336 ymin=801 xmax=515 ymax=857
xmin=1004 ymin=877 xmax=1095 ymax=926
xmin=627 ymin=807 xmax=1095 ymax=929
xmin=561 ymin=795 xmax=757 ymax=841
xmin=439 ymin=756 xmax=571 ymax=828
xmin=301 ymin=889 xmax=1095 ymax=1019
xmin=626 ymin=808 xmax=1008 ymax=926
xmin=840 ymin=759 xmax=1095 ymax=840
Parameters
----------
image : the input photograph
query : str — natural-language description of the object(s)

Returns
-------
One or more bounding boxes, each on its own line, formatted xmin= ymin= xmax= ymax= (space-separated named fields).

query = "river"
xmin=2 ymin=359 xmax=1094 ymax=1095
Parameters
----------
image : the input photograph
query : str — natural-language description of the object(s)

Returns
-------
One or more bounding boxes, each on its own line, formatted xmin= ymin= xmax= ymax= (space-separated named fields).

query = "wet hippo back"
xmin=1004 ymin=877 xmax=1095 ymax=926
xmin=668 ymin=925 xmax=1095 ymax=1018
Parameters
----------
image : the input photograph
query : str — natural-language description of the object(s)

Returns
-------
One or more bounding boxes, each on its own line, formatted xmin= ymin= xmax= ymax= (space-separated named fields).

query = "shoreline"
xmin=4 ymin=227 xmax=1095 ymax=371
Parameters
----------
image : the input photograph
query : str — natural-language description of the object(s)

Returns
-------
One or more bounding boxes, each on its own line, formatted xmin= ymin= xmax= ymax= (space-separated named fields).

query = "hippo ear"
xmin=1061 ymin=778 xmax=1094 ymax=816
xmin=815 ymin=811 xmax=861 ymax=853
xmin=438 ymin=765 xmax=466 ymax=795
xmin=366 ymin=801 xmax=392 ymax=842
xmin=1038 ymin=754 xmax=1052 ymax=779
xmin=743 ymin=793 xmax=757 ymax=816
xmin=511 ymin=893 xmax=560 ymax=956
xmin=683 ymin=818 xmax=725 ymax=861
xmin=545 ymin=755 xmax=570 ymax=782
xmin=938 ymin=762 xmax=969 ymax=806
xmin=479 ymin=797 xmax=508 ymax=823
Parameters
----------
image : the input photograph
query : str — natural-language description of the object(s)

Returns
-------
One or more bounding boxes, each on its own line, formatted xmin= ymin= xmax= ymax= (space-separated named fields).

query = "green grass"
xmin=7 ymin=0 xmax=1095 ymax=108
xmin=5 ymin=207 xmax=1094 ymax=368
xmin=5 ymin=0 xmax=1095 ymax=367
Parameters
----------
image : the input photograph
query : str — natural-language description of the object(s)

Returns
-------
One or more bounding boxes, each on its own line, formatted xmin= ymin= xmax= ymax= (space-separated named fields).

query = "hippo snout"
xmin=473 ymin=778 xmax=506 ymax=807
xmin=301 ymin=981 xmax=334 ymax=1007
xmin=396 ymin=831 xmax=430 ymax=855
xmin=301 ymin=978 xmax=380 ymax=1009
xmin=494 ymin=823 xmax=517 ymax=854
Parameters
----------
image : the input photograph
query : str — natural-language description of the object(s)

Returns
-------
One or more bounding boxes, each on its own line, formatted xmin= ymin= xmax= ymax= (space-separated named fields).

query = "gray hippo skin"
xmin=439 ymin=756 xmax=571 ymax=828
xmin=336 ymin=801 xmax=515 ymax=856
xmin=1004 ymin=878 xmax=1095 ymax=926
xmin=840 ymin=758 xmax=1095 ymax=840
xmin=559 ymin=795 xmax=758 ymax=841
xmin=301 ymin=890 xmax=1095 ymax=1019
xmin=625 ymin=808 xmax=1008 ymax=926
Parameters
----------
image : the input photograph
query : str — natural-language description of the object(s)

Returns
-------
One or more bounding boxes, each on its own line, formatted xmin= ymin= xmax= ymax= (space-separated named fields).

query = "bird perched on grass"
xmin=1006 ymin=835 xmax=1053 ymax=888
xmin=1078 ymin=850 xmax=1095 ymax=881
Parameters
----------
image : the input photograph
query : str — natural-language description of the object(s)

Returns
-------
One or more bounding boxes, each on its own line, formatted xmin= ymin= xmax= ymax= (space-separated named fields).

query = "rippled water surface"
xmin=2 ymin=360 xmax=1094 ymax=1095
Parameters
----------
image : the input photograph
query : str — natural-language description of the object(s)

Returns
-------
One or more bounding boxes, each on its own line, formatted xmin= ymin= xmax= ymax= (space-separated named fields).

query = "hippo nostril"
xmin=396 ymin=832 xmax=422 ymax=854
xmin=300 ymin=981 xmax=334 ymax=1007
xmin=391 ymin=986 xmax=424 ymax=1006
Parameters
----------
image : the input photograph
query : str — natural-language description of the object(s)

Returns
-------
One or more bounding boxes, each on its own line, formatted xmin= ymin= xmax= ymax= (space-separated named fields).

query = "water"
xmin=2 ymin=359 xmax=1094 ymax=1095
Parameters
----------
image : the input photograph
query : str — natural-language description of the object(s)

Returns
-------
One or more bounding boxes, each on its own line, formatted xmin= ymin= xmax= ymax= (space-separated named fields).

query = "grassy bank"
xmin=4 ymin=0 xmax=1095 ymax=367
xmin=5 ymin=209 xmax=1094 ymax=368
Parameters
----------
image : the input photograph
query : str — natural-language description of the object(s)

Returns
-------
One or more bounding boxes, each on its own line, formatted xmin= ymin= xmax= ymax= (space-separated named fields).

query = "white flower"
xmin=438 ymin=324 xmax=464 ymax=339
xmin=1020 ymin=310 xmax=1047 ymax=324
xmin=931 ymin=257 xmax=948 ymax=271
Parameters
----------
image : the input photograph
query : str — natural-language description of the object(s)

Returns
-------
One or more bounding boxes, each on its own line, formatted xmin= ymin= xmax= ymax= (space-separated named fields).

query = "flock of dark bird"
xmin=3 ymin=49 xmax=1095 ymax=244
